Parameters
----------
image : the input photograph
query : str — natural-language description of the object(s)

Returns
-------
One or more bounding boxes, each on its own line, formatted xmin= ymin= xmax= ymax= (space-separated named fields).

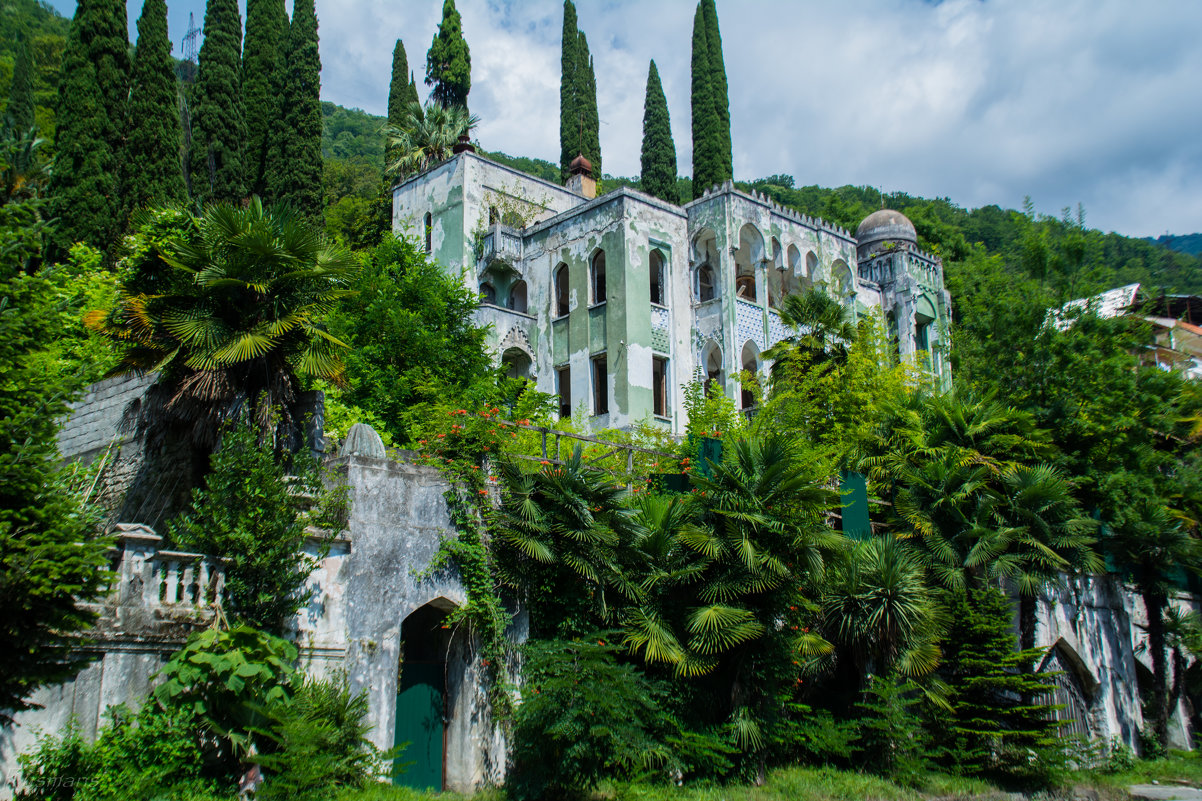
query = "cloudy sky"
xmin=49 ymin=0 xmax=1202 ymax=237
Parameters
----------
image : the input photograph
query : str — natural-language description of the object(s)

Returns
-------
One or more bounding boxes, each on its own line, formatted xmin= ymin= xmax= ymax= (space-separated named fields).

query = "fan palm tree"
xmin=85 ymin=198 xmax=358 ymax=451
xmin=763 ymin=289 xmax=858 ymax=381
xmin=491 ymin=447 xmax=642 ymax=636
xmin=384 ymin=101 xmax=480 ymax=179
xmin=867 ymin=388 xmax=1099 ymax=647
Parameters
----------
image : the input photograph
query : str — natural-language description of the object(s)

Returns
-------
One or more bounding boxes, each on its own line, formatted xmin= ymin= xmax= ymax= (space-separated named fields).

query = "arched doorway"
xmin=502 ymin=347 xmax=533 ymax=381
xmin=394 ymin=600 xmax=456 ymax=790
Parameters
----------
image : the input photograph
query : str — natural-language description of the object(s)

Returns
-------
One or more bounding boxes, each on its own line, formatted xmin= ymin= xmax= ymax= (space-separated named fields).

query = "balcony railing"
xmin=478 ymin=223 xmax=523 ymax=267
xmin=107 ymin=523 xmax=226 ymax=612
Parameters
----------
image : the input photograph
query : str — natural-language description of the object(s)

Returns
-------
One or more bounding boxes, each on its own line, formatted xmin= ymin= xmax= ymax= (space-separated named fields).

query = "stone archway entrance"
xmin=394 ymin=600 xmax=455 ymax=790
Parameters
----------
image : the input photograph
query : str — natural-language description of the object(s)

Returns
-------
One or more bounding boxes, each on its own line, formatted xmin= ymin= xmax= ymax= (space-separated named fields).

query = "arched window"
xmin=554 ymin=263 xmax=569 ymax=317
xmin=649 ymin=249 xmax=666 ymax=306
xmin=590 ymin=250 xmax=607 ymax=305
xmin=697 ymin=265 xmax=716 ymax=303
xmin=767 ymin=238 xmax=783 ymax=309
xmin=785 ymin=244 xmax=808 ymax=297
xmin=424 ymin=212 xmax=433 ymax=253
xmin=479 ymin=282 xmax=496 ymax=305
xmin=508 ymin=280 xmax=528 ymax=314
xmin=740 ymin=341 xmax=760 ymax=410
xmin=735 ymin=223 xmax=763 ymax=302
xmin=703 ymin=345 xmax=723 ymax=395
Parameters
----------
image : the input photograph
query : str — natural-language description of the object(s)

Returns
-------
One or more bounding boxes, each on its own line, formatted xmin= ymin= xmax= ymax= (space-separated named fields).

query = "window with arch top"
xmin=554 ymin=263 xmax=569 ymax=317
xmin=590 ymin=250 xmax=607 ymax=305
xmin=650 ymin=249 xmax=666 ymax=306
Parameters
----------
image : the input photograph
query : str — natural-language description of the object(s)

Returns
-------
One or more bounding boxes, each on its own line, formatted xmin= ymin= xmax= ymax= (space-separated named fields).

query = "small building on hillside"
xmin=391 ymin=151 xmax=953 ymax=432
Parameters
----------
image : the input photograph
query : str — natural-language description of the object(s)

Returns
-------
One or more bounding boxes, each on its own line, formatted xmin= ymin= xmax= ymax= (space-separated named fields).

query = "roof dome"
xmin=856 ymin=209 xmax=917 ymax=247
xmin=569 ymin=153 xmax=593 ymax=176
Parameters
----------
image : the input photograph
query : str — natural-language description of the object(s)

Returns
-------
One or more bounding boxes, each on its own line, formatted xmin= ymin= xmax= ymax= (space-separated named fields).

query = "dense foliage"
xmin=242 ymin=0 xmax=288 ymax=198
xmin=169 ymin=414 xmax=342 ymax=632
xmin=0 ymin=143 xmax=109 ymax=723
xmin=268 ymin=0 xmax=324 ymax=224
xmin=188 ymin=0 xmax=246 ymax=204
xmin=47 ymin=0 xmax=128 ymax=253
xmin=123 ymin=0 xmax=185 ymax=211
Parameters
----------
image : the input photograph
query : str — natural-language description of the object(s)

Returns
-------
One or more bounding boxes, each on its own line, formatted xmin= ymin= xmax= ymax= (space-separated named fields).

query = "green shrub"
xmin=16 ymin=704 xmax=225 ymax=801
xmin=851 ymin=674 xmax=930 ymax=785
xmin=508 ymin=636 xmax=677 ymax=800
xmin=154 ymin=625 xmax=298 ymax=772
xmin=254 ymin=675 xmax=383 ymax=800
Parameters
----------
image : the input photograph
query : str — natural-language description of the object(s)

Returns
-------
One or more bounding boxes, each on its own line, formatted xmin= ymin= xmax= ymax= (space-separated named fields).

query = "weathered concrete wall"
xmin=2 ymin=451 xmax=517 ymax=797
xmin=1034 ymin=575 xmax=1200 ymax=751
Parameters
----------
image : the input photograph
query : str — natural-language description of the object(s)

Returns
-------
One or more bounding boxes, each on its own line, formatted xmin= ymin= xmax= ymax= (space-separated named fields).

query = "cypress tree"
xmin=690 ymin=2 xmax=720 ymax=198
xmin=558 ymin=0 xmax=580 ymax=182
xmin=189 ymin=0 xmax=246 ymax=205
xmin=125 ymin=0 xmax=185 ymax=210
xmin=640 ymin=60 xmax=676 ymax=204
xmin=701 ymin=0 xmax=731 ymax=182
xmin=387 ymin=39 xmax=412 ymax=166
xmin=242 ymin=0 xmax=287 ymax=197
xmin=6 ymin=37 xmax=35 ymax=133
xmin=270 ymin=0 xmax=323 ymax=225
xmin=48 ymin=0 xmax=129 ymax=252
xmin=577 ymin=31 xmax=600 ymax=179
xmin=425 ymin=0 xmax=471 ymax=110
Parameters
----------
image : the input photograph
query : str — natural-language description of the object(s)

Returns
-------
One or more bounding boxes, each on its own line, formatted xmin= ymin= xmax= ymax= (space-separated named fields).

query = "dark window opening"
xmin=592 ymin=355 xmax=608 ymax=415
xmin=650 ymin=250 xmax=665 ymax=306
xmin=653 ymin=357 xmax=668 ymax=417
xmin=557 ymin=366 xmax=571 ymax=418
xmin=508 ymin=280 xmax=528 ymax=313
xmin=591 ymin=251 xmax=606 ymax=305
xmin=488 ymin=206 xmax=498 ymax=225
xmin=424 ymin=212 xmax=433 ymax=253
xmin=479 ymin=282 xmax=496 ymax=305
xmin=698 ymin=265 xmax=716 ymax=302
xmin=554 ymin=263 xmax=569 ymax=317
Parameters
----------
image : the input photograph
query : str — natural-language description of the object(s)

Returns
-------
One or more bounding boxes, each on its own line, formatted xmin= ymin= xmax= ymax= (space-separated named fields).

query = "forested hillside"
xmin=1149 ymin=232 xmax=1202 ymax=257
xmin=0 ymin=0 xmax=69 ymax=139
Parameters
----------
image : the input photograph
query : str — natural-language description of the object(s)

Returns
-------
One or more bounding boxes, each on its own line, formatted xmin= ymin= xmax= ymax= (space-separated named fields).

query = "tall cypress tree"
xmin=387 ymin=39 xmax=413 ymax=167
xmin=640 ymin=60 xmax=676 ymax=204
xmin=577 ymin=31 xmax=600 ymax=180
xmin=48 ymin=0 xmax=129 ymax=252
xmin=6 ymin=38 xmax=35 ymax=133
xmin=425 ymin=0 xmax=471 ymax=110
xmin=558 ymin=0 xmax=580 ymax=182
xmin=188 ymin=0 xmax=246 ymax=205
xmin=125 ymin=0 xmax=185 ymax=210
xmin=242 ymin=0 xmax=287 ymax=197
xmin=690 ymin=1 xmax=720 ymax=198
xmin=701 ymin=0 xmax=731 ymax=182
xmin=270 ymin=0 xmax=323 ymax=225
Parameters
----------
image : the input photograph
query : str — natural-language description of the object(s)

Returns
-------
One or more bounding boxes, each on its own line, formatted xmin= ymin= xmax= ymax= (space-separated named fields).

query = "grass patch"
xmin=1078 ymin=750 xmax=1202 ymax=792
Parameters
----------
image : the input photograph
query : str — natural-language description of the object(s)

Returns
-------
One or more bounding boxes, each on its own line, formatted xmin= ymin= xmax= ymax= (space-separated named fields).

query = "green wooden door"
xmin=393 ymin=661 xmax=444 ymax=790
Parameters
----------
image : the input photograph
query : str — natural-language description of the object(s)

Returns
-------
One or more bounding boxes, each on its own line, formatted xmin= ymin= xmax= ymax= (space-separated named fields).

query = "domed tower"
xmin=855 ymin=208 xmax=918 ymax=261
xmin=854 ymin=208 xmax=952 ymax=388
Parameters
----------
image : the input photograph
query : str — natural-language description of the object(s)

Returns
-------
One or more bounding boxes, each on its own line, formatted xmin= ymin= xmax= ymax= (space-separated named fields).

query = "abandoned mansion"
xmin=392 ymin=150 xmax=953 ymax=431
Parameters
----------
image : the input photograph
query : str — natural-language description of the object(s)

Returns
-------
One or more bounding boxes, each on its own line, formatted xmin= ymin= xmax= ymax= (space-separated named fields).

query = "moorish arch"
xmin=735 ymin=223 xmax=765 ymax=302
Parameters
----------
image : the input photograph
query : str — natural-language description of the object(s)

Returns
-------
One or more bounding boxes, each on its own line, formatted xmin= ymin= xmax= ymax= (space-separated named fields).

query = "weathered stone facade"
xmin=392 ymin=153 xmax=953 ymax=433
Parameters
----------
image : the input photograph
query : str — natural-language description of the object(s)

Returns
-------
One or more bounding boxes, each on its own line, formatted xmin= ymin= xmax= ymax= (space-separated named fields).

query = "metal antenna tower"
xmin=180 ymin=12 xmax=201 ymax=83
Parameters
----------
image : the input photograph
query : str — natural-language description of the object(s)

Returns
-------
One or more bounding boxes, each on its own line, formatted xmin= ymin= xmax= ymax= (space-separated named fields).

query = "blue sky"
xmin=46 ymin=0 xmax=1202 ymax=238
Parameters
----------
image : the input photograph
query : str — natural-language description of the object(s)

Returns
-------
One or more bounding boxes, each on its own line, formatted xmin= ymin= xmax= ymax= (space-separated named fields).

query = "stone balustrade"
xmin=106 ymin=523 xmax=226 ymax=614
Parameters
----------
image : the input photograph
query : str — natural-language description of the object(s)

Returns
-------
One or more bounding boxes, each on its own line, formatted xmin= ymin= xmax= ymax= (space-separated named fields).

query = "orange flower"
xmin=478 ymin=489 xmax=489 ymax=495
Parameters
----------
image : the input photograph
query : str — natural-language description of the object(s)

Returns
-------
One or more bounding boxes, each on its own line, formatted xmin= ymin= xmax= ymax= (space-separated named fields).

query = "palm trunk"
xmin=1145 ymin=589 xmax=1170 ymax=752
